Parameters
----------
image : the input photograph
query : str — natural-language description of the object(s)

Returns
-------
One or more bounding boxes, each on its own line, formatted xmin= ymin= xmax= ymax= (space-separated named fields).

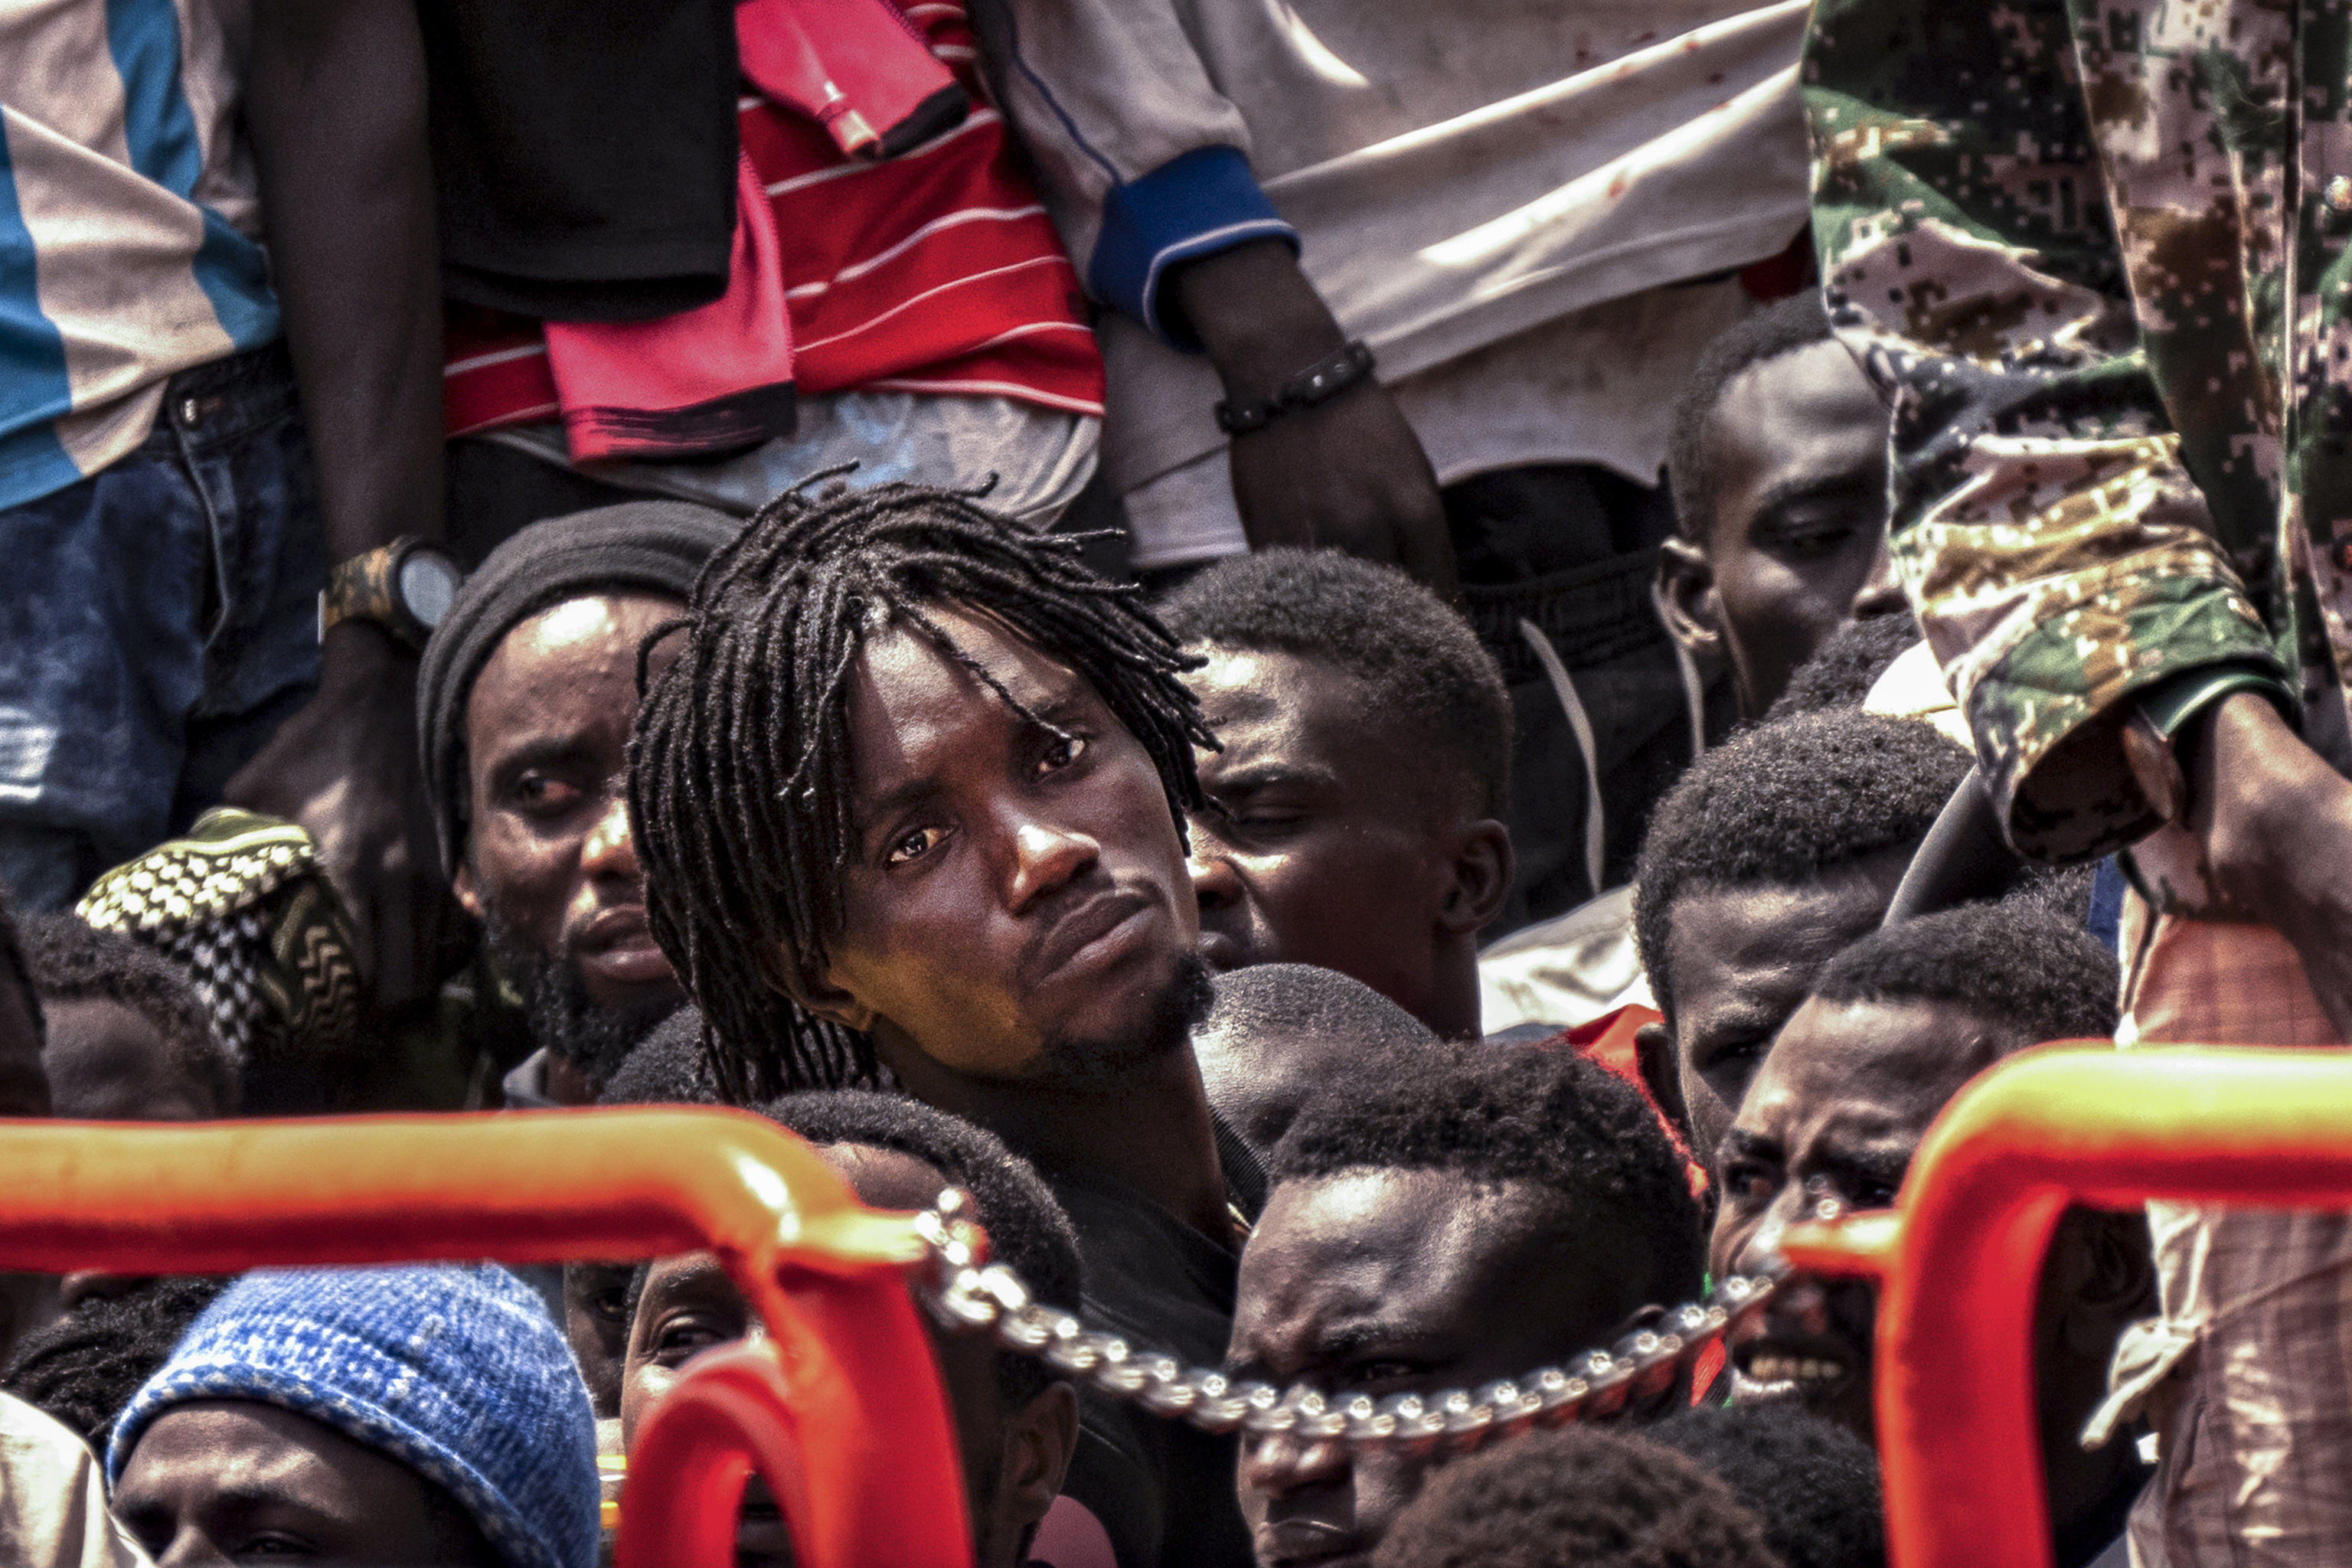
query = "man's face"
xmin=455 ymin=595 xmax=687 ymax=1078
xmin=1710 ymin=994 xmax=2013 ymax=1436
xmin=1661 ymin=340 xmax=1899 ymax=717
xmin=622 ymin=1144 xmax=1046 ymax=1568
xmin=1656 ymin=853 xmax=1910 ymax=1174
xmin=564 ymin=1261 xmax=634 ymax=1421
xmin=116 ymin=1400 xmax=495 ymax=1566
xmin=818 ymin=606 xmax=1202 ymax=1081
xmin=1184 ymin=648 xmax=1464 ymax=1031
xmin=43 ymin=998 xmax=219 ymax=1120
xmin=1229 ymin=1169 xmax=1661 ymax=1568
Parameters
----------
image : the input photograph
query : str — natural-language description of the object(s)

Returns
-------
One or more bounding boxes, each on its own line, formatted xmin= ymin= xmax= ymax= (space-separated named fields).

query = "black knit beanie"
xmin=417 ymin=501 xmax=742 ymax=876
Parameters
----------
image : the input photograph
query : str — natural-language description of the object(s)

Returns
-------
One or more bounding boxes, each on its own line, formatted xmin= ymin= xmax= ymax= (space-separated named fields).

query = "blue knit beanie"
xmin=107 ymin=1263 xmax=599 ymax=1568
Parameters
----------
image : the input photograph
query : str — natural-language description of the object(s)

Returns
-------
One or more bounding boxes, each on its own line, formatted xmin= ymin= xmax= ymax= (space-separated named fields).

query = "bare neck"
xmin=1428 ymin=935 xmax=1485 ymax=1041
xmin=873 ymin=1031 xmax=1233 ymax=1246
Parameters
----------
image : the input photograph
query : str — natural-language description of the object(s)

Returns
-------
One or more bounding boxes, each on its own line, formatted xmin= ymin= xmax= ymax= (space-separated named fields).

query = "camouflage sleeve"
xmin=1804 ymin=0 xmax=2290 ymax=862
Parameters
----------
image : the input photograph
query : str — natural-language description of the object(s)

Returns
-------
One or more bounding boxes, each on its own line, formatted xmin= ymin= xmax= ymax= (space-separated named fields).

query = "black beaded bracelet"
xmin=1214 ymin=339 xmax=1377 ymax=436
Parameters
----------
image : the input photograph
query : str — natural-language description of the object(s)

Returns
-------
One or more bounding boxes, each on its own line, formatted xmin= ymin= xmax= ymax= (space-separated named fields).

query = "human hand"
xmin=1172 ymin=239 xmax=1458 ymax=599
xmin=221 ymin=624 xmax=444 ymax=1011
xmin=1224 ymin=380 xmax=1456 ymax=596
xmin=2194 ymin=691 xmax=2352 ymax=1039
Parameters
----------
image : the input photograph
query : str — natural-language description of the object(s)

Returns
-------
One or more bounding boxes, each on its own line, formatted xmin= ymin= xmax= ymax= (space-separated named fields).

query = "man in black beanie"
xmin=418 ymin=500 xmax=739 ymax=1107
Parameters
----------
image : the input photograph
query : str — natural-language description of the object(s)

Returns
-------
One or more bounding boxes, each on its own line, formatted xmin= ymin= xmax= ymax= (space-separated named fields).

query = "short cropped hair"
xmin=1649 ymin=1403 xmax=1886 ymax=1568
xmin=596 ymin=1008 xmax=719 ymax=1107
xmin=2 ymin=1276 xmax=230 ymax=1450
xmin=1197 ymin=964 xmax=1438 ymax=1155
xmin=1272 ymin=1043 xmax=1704 ymax=1304
xmin=1158 ymin=549 xmax=1514 ymax=815
xmin=1667 ymin=291 xmax=1838 ymax=545
xmin=1760 ymin=611 xmax=1922 ymax=721
xmin=1810 ymin=897 xmax=2120 ymax=1047
xmin=605 ymin=1063 xmax=1083 ymax=1410
xmin=25 ymin=915 xmax=235 ymax=1115
xmin=1201 ymin=964 xmax=1433 ymax=1057
xmin=763 ymin=1089 xmax=1083 ymax=1326
xmin=1370 ymin=1426 xmax=1779 ymax=1568
xmin=1633 ymin=711 xmax=1969 ymax=1022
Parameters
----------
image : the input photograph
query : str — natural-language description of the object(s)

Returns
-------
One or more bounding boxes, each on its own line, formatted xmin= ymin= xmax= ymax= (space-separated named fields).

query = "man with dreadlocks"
xmin=629 ymin=478 xmax=1250 ymax=1567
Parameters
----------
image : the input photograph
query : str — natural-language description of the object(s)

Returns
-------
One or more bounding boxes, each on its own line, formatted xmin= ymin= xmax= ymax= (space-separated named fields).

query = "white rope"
xmin=1518 ymin=619 xmax=1606 ymax=897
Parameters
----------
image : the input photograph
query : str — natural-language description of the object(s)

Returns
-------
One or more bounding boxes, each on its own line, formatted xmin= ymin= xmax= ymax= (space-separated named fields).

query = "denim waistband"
xmin=145 ymin=340 xmax=299 ymax=456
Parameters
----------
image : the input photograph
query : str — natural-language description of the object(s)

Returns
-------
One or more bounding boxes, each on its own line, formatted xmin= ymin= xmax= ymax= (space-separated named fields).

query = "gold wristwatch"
xmin=318 ymin=537 xmax=462 ymax=652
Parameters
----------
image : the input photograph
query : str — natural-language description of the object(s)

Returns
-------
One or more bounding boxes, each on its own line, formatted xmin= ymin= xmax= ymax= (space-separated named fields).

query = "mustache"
xmin=479 ymin=906 xmax=679 ymax=1084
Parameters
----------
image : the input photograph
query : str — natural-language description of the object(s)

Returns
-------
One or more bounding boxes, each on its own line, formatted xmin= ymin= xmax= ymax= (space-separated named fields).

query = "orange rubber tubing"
xmin=0 ymin=1107 xmax=975 ymax=1568
xmin=1782 ymin=1043 xmax=2352 ymax=1568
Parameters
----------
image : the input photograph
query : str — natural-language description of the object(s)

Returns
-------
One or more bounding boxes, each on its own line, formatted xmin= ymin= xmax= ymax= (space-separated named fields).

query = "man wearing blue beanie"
xmin=105 ymin=1263 xmax=599 ymax=1568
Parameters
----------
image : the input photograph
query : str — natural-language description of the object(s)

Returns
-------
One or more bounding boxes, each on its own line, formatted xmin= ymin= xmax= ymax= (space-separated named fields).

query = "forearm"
xmin=1808 ymin=0 xmax=2278 ymax=859
xmin=1170 ymin=238 xmax=1349 ymax=397
xmin=247 ymin=0 xmax=443 ymax=567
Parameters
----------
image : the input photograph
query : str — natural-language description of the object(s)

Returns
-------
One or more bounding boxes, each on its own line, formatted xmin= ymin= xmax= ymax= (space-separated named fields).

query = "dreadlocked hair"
xmin=628 ymin=476 xmax=1215 ymax=1103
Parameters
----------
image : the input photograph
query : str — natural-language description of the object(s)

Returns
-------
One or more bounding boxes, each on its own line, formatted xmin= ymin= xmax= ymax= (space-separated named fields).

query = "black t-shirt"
xmin=1045 ymin=1172 xmax=1254 ymax=1568
xmin=416 ymin=0 xmax=739 ymax=321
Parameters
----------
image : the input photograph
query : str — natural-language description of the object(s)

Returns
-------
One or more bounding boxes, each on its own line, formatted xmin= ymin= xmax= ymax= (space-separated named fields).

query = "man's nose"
xmin=1239 ymin=1429 xmax=1350 ymax=1499
xmin=1005 ymin=818 xmax=1101 ymax=911
xmin=1849 ymin=541 xmax=1906 ymax=620
xmin=1190 ymin=848 xmax=1243 ymax=913
xmin=580 ymin=786 xmax=640 ymax=884
xmin=1726 ymin=1186 xmax=1806 ymax=1281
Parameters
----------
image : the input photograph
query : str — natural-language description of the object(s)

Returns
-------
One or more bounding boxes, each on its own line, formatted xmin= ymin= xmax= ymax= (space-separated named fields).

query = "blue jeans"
xmin=0 ymin=343 xmax=324 ymax=910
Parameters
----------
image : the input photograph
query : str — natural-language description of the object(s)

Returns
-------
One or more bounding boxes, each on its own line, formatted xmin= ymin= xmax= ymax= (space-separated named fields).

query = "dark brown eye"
xmin=1037 ymin=734 xmax=1088 ymax=774
xmin=887 ymin=826 xmax=945 ymax=866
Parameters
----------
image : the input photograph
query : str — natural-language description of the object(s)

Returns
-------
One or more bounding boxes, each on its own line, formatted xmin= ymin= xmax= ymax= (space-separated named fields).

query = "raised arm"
xmin=1806 ymin=0 xmax=2352 ymax=1034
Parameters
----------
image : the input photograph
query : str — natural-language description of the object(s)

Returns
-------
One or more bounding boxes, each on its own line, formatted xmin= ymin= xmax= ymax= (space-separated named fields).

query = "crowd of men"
xmin=0 ymin=0 xmax=2345 ymax=1563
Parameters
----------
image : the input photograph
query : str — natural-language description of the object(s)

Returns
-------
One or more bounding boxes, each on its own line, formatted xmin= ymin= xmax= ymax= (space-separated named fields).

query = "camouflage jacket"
xmin=1804 ymin=0 xmax=2348 ymax=863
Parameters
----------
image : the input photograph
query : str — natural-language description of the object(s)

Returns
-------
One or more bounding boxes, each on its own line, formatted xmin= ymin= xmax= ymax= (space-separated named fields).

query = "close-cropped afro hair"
xmin=1157 ymin=548 xmax=1514 ymax=816
xmin=1200 ymin=962 xmax=1435 ymax=1060
xmin=2 ymin=1276 xmax=230 ymax=1450
xmin=1197 ymin=963 xmax=1438 ymax=1155
xmin=1650 ymin=1402 xmax=1884 ymax=1568
xmin=596 ymin=1007 xmax=720 ymax=1107
xmin=602 ymin=1061 xmax=1084 ymax=1409
xmin=1810 ymin=895 xmax=2120 ymax=1047
xmin=1370 ymin=1426 xmax=1781 ymax=1568
xmin=1760 ymin=610 xmax=1922 ymax=722
xmin=1667 ymin=289 xmax=1844 ymax=546
xmin=1633 ymin=710 xmax=1969 ymax=1023
xmin=763 ymin=1089 xmax=1082 ymax=1318
xmin=1272 ymin=1041 xmax=1704 ymax=1305
xmin=24 ymin=914 xmax=235 ymax=1115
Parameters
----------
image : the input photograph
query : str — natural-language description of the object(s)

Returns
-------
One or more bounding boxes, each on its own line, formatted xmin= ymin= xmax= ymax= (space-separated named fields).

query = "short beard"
xmin=481 ymin=908 xmax=678 ymax=1088
xmin=1034 ymin=952 xmax=1214 ymax=1089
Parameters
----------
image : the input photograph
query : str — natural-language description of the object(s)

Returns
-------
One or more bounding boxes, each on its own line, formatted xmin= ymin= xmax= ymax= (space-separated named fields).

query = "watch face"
xmin=399 ymin=551 xmax=462 ymax=630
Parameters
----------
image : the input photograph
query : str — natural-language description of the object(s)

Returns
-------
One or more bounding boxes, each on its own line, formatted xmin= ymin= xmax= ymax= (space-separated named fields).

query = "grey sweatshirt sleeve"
xmin=966 ymin=0 xmax=1297 ymax=347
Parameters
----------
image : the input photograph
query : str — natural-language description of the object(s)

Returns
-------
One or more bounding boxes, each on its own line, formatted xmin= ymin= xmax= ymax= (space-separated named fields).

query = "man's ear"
xmin=1439 ymin=818 xmax=1515 ymax=936
xmin=795 ymin=962 xmax=877 ymax=1034
xmin=1657 ymin=537 xmax=1723 ymax=664
xmin=452 ymin=859 xmax=484 ymax=921
xmin=1633 ymin=1021 xmax=1693 ymax=1147
xmin=992 ymin=1380 xmax=1080 ymax=1538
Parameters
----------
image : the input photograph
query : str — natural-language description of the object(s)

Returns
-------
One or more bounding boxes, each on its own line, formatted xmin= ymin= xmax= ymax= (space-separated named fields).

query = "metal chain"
xmin=910 ymin=1187 xmax=1785 ymax=1451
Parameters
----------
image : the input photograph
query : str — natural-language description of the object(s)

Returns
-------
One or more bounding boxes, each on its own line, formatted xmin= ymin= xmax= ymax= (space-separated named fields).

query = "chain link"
xmin=909 ymin=1187 xmax=1785 ymax=1451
